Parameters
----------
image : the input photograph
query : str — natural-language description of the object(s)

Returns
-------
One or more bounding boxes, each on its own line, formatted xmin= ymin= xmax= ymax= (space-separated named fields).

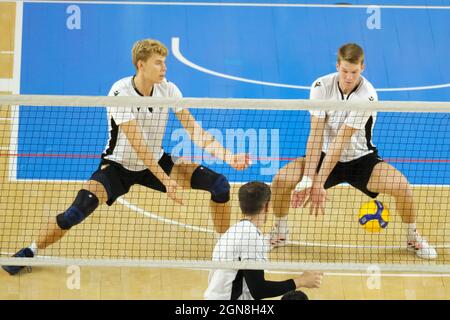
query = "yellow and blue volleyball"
xmin=358 ymin=200 xmax=389 ymax=233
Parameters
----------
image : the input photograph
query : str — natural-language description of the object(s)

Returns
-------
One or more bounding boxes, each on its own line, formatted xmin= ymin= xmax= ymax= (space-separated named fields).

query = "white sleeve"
xmin=309 ymin=79 xmax=326 ymax=119
xmin=169 ymin=83 xmax=183 ymax=114
xmin=107 ymin=85 xmax=135 ymax=125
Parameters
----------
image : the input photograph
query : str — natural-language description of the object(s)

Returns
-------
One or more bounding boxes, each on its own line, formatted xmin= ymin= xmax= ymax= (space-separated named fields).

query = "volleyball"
xmin=358 ymin=200 xmax=389 ymax=233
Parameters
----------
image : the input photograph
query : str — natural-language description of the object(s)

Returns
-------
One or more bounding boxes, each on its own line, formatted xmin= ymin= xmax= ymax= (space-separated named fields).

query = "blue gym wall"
xmin=18 ymin=1 xmax=450 ymax=184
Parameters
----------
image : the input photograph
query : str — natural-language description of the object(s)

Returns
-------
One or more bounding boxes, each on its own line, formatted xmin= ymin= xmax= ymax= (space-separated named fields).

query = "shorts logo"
xmin=314 ymin=81 xmax=322 ymax=88
xmin=368 ymin=96 xmax=375 ymax=101
xmin=113 ymin=91 xmax=120 ymax=96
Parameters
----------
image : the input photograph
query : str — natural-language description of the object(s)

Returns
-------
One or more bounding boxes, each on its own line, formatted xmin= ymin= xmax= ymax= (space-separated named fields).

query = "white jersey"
xmin=104 ymin=76 xmax=183 ymax=171
xmin=204 ymin=220 xmax=270 ymax=300
xmin=309 ymin=72 xmax=378 ymax=162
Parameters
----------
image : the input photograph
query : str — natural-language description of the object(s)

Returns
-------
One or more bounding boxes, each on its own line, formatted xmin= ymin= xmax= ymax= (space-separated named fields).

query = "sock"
xmin=406 ymin=223 xmax=417 ymax=240
xmin=28 ymin=241 xmax=38 ymax=255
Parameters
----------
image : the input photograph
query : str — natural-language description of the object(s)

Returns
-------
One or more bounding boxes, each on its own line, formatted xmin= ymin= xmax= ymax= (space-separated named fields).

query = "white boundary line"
xmin=0 ymin=51 xmax=14 ymax=55
xmin=172 ymin=37 xmax=450 ymax=92
xmin=0 ymin=0 xmax=449 ymax=10
xmin=172 ymin=37 xmax=309 ymax=90
xmin=0 ymin=79 xmax=13 ymax=91
xmin=9 ymin=0 xmax=23 ymax=182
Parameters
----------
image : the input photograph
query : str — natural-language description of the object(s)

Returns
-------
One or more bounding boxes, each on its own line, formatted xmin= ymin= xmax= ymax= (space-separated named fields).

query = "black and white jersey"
xmin=204 ymin=220 xmax=269 ymax=300
xmin=309 ymin=72 xmax=378 ymax=162
xmin=104 ymin=76 xmax=182 ymax=171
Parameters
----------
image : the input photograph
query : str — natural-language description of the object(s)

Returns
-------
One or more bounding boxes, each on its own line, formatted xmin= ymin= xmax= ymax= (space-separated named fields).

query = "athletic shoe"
xmin=407 ymin=232 xmax=437 ymax=260
xmin=1 ymin=248 xmax=34 ymax=275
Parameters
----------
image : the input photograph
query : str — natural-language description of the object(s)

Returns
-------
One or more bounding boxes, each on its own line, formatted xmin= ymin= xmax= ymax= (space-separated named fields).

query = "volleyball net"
xmin=0 ymin=95 xmax=449 ymax=272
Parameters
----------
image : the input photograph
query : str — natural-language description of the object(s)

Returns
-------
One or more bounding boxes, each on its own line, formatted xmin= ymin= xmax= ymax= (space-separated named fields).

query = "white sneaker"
xmin=407 ymin=232 xmax=437 ymax=260
xmin=269 ymin=224 xmax=289 ymax=248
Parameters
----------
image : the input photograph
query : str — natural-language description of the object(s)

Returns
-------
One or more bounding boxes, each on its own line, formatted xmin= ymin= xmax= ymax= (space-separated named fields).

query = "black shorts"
xmin=317 ymin=151 xmax=383 ymax=198
xmin=90 ymin=153 xmax=175 ymax=206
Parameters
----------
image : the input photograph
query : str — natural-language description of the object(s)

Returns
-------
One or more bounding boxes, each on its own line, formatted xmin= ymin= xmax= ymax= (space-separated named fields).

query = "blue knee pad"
xmin=56 ymin=189 xmax=99 ymax=230
xmin=190 ymin=166 xmax=230 ymax=203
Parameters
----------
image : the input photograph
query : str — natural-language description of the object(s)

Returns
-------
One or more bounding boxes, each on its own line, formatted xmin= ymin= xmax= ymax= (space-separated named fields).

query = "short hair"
xmin=238 ymin=181 xmax=271 ymax=215
xmin=281 ymin=290 xmax=309 ymax=300
xmin=337 ymin=43 xmax=364 ymax=65
xmin=132 ymin=39 xmax=168 ymax=70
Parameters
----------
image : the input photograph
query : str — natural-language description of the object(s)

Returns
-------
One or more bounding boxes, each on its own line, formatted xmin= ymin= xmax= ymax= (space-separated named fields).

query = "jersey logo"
xmin=136 ymin=107 xmax=153 ymax=113
xmin=113 ymin=90 xmax=120 ymax=96
xmin=368 ymin=96 xmax=374 ymax=101
xmin=314 ymin=81 xmax=322 ymax=88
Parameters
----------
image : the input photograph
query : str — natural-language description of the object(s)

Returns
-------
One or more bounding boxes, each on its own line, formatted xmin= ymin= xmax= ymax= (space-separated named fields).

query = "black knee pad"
xmin=56 ymin=189 xmax=99 ymax=230
xmin=190 ymin=166 xmax=230 ymax=203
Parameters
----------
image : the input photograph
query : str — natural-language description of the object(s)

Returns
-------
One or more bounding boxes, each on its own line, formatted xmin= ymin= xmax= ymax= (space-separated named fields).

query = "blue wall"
xmin=18 ymin=2 xmax=450 ymax=183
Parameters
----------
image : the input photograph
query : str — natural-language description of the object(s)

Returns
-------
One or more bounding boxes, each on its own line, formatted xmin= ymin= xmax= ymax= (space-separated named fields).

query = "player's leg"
xmin=170 ymin=160 xmax=231 ymax=234
xmin=367 ymin=162 xmax=437 ymax=259
xmin=270 ymin=157 xmax=306 ymax=244
xmin=2 ymin=162 xmax=130 ymax=275
xmin=36 ymin=180 xmax=107 ymax=250
xmin=1 ymin=180 xmax=104 ymax=275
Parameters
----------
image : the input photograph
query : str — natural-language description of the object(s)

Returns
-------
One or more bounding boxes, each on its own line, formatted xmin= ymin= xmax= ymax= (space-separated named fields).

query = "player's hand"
xmin=295 ymin=271 xmax=324 ymax=289
xmin=291 ymin=188 xmax=311 ymax=208
xmin=306 ymin=185 xmax=328 ymax=216
xmin=166 ymin=180 xmax=184 ymax=205
xmin=226 ymin=153 xmax=251 ymax=170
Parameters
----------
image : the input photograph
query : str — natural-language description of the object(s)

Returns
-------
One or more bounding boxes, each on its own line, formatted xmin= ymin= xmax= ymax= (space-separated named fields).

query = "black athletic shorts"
xmin=317 ymin=151 xmax=383 ymax=198
xmin=90 ymin=153 xmax=175 ymax=206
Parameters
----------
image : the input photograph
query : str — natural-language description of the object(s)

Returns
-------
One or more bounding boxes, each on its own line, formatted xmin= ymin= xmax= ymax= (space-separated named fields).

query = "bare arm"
xmin=120 ymin=119 xmax=183 ymax=204
xmin=313 ymin=124 xmax=357 ymax=188
xmin=175 ymin=109 xmax=250 ymax=170
xmin=304 ymin=115 xmax=326 ymax=182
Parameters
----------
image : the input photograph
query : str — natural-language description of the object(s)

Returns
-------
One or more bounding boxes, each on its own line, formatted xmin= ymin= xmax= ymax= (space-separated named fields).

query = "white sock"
xmin=275 ymin=216 xmax=289 ymax=233
xmin=28 ymin=241 xmax=38 ymax=255
xmin=406 ymin=223 xmax=417 ymax=239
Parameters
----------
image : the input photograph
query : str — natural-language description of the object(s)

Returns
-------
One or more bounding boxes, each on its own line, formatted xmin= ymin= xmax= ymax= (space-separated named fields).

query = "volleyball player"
xmin=2 ymin=39 xmax=250 ymax=275
xmin=204 ymin=181 xmax=323 ymax=300
xmin=270 ymin=43 xmax=437 ymax=260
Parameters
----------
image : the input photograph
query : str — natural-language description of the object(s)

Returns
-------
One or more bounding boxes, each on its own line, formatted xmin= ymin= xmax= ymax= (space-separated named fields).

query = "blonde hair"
xmin=132 ymin=39 xmax=168 ymax=69
xmin=337 ymin=43 xmax=364 ymax=65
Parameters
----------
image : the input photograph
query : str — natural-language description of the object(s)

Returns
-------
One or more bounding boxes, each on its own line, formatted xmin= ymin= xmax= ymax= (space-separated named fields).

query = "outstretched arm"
xmin=291 ymin=115 xmax=325 ymax=208
xmin=307 ymin=124 xmax=357 ymax=215
xmin=175 ymin=109 xmax=250 ymax=170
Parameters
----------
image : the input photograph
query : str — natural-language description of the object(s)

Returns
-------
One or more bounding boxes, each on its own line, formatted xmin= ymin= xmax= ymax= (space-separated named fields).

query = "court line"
xmin=0 ymin=253 xmax=448 ymax=276
xmin=2 ymin=1 xmax=449 ymax=10
xmin=1 ymin=152 xmax=449 ymax=164
xmin=116 ymin=197 xmax=450 ymax=250
xmin=172 ymin=37 xmax=450 ymax=92
xmin=0 ymin=51 xmax=13 ymax=55
xmin=0 ymin=118 xmax=12 ymax=121
xmin=9 ymin=0 xmax=24 ymax=182
xmin=0 ymin=79 xmax=13 ymax=92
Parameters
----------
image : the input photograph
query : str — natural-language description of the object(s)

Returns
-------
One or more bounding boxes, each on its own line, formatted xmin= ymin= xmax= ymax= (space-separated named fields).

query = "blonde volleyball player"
xmin=204 ymin=182 xmax=323 ymax=300
xmin=3 ymin=39 xmax=250 ymax=275
xmin=270 ymin=43 xmax=436 ymax=260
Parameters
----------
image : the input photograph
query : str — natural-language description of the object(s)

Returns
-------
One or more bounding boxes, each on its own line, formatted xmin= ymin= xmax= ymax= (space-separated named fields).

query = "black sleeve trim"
xmin=242 ymin=269 xmax=296 ymax=300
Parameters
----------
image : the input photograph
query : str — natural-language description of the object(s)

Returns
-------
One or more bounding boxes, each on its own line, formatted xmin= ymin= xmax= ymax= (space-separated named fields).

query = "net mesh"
xmin=0 ymin=95 xmax=449 ymax=272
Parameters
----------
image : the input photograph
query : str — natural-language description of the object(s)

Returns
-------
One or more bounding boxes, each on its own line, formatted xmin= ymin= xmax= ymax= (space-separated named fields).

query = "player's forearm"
xmin=178 ymin=111 xmax=231 ymax=162
xmin=140 ymin=152 xmax=171 ymax=185
xmin=243 ymin=270 xmax=296 ymax=300
xmin=304 ymin=134 xmax=323 ymax=180
xmin=314 ymin=137 xmax=346 ymax=187
xmin=121 ymin=120 xmax=171 ymax=186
